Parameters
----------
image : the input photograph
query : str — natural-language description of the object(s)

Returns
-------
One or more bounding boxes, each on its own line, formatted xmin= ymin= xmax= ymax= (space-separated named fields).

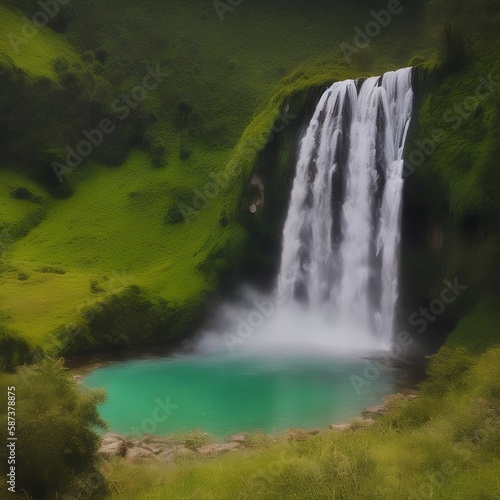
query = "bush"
xmin=423 ymin=346 xmax=475 ymax=395
xmin=90 ymin=279 xmax=104 ymax=293
xmin=0 ymin=328 xmax=32 ymax=371
xmin=184 ymin=429 xmax=210 ymax=451
xmin=151 ymin=144 xmax=167 ymax=168
xmin=6 ymin=208 xmax=47 ymax=242
xmin=380 ymin=396 xmax=433 ymax=429
xmin=81 ymin=50 xmax=96 ymax=63
xmin=56 ymin=286 xmax=205 ymax=355
xmin=53 ymin=57 xmax=69 ymax=74
xmin=165 ymin=204 xmax=185 ymax=224
xmin=179 ymin=145 xmax=192 ymax=160
xmin=36 ymin=266 xmax=66 ymax=275
xmin=9 ymin=186 xmax=41 ymax=203
xmin=0 ymin=358 xmax=107 ymax=498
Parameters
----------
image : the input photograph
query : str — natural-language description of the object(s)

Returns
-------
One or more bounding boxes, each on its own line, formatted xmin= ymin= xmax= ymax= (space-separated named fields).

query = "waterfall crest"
xmin=277 ymin=67 xmax=413 ymax=347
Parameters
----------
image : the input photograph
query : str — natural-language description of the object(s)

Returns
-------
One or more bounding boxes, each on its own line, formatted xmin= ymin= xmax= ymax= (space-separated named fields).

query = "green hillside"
xmin=0 ymin=0 xmax=440 ymax=356
xmin=0 ymin=0 xmax=498 ymax=357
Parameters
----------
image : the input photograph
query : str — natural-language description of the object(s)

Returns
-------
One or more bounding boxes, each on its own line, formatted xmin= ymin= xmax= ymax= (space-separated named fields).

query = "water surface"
xmin=84 ymin=352 xmax=400 ymax=439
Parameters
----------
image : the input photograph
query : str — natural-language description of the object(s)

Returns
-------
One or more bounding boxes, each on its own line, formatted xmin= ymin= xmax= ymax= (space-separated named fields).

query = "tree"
xmin=0 ymin=358 xmax=108 ymax=498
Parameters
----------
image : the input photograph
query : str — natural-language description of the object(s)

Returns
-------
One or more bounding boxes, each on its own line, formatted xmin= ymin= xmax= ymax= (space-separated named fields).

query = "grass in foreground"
xmin=103 ymin=346 xmax=500 ymax=499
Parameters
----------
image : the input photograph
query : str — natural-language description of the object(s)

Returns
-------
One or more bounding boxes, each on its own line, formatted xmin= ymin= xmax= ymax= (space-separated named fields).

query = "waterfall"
xmin=277 ymin=67 xmax=413 ymax=348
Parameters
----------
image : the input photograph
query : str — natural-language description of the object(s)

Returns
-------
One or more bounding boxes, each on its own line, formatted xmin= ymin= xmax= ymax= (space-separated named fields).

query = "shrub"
xmin=6 ymin=208 xmax=47 ymax=241
xmin=9 ymin=186 xmax=40 ymax=202
xmin=81 ymin=50 xmax=96 ymax=63
xmin=0 ymin=358 xmax=107 ymax=498
xmin=184 ymin=429 xmax=210 ymax=451
xmin=57 ymin=286 xmax=204 ymax=355
xmin=165 ymin=205 xmax=185 ymax=224
xmin=380 ymin=396 xmax=433 ymax=429
xmin=423 ymin=346 xmax=475 ymax=396
xmin=90 ymin=279 xmax=104 ymax=293
xmin=53 ymin=57 xmax=69 ymax=74
xmin=242 ymin=431 xmax=271 ymax=448
xmin=151 ymin=144 xmax=167 ymax=168
xmin=36 ymin=266 xmax=66 ymax=275
xmin=0 ymin=327 xmax=32 ymax=371
xmin=179 ymin=145 xmax=192 ymax=160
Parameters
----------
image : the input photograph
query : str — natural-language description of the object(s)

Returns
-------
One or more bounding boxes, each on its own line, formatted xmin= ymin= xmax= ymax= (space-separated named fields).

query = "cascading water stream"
xmin=277 ymin=67 xmax=413 ymax=348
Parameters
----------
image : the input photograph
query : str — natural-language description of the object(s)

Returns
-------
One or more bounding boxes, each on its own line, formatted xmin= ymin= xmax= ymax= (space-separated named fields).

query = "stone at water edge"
xmin=198 ymin=442 xmax=240 ymax=455
xmin=305 ymin=429 xmax=321 ymax=435
xmin=329 ymin=423 xmax=351 ymax=431
xmin=228 ymin=433 xmax=246 ymax=443
xmin=361 ymin=404 xmax=388 ymax=418
xmin=100 ymin=433 xmax=126 ymax=447
xmin=125 ymin=447 xmax=156 ymax=463
xmin=157 ymin=448 xmax=178 ymax=463
xmin=382 ymin=392 xmax=405 ymax=404
xmin=288 ymin=428 xmax=322 ymax=441
xmin=98 ymin=440 xmax=126 ymax=458
xmin=141 ymin=442 xmax=175 ymax=455
xmin=173 ymin=446 xmax=194 ymax=458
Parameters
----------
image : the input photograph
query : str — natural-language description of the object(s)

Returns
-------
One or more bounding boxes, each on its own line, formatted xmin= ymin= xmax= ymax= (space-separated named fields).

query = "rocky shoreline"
xmin=98 ymin=391 xmax=418 ymax=463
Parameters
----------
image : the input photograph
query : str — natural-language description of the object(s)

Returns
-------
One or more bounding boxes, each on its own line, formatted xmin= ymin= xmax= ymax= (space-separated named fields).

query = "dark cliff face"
xmin=235 ymin=85 xmax=328 ymax=290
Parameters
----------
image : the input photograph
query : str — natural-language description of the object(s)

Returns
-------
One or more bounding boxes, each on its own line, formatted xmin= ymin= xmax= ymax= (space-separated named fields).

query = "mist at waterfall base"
xmin=84 ymin=68 xmax=414 ymax=437
xmin=195 ymin=288 xmax=383 ymax=356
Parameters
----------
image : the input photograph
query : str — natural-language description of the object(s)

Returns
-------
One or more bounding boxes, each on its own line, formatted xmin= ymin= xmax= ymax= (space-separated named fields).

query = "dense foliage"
xmin=0 ymin=358 xmax=107 ymax=498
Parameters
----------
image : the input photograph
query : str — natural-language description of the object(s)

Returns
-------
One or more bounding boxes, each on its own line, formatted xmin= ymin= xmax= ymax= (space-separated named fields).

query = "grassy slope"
xmin=0 ymin=3 xmax=79 ymax=78
xmin=0 ymin=149 xmax=230 ymax=346
xmin=0 ymin=0 xmax=437 ymax=351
